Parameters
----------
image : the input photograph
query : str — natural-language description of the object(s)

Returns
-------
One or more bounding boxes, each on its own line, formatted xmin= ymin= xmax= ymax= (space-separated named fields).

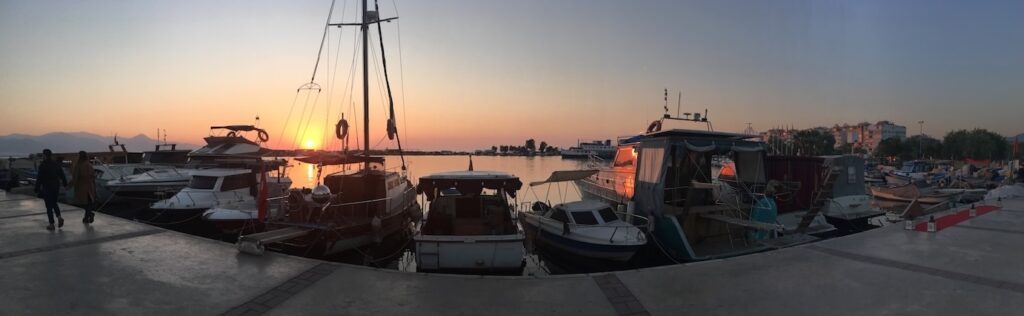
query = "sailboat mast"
xmin=361 ymin=0 xmax=370 ymax=170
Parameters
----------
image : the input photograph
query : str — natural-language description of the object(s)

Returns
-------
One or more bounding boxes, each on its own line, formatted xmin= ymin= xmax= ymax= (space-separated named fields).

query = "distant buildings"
xmin=831 ymin=121 xmax=907 ymax=151
xmin=759 ymin=121 xmax=907 ymax=153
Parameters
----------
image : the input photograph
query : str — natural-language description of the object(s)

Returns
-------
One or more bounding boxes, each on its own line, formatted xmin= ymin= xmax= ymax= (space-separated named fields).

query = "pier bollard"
xmin=970 ymin=204 xmax=976 ymax=217
xmin=927 ymin=216 xmax=936 ymax=233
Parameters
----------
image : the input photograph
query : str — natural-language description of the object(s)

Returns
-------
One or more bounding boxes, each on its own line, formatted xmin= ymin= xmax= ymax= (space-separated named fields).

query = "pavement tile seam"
xmin=950 ymin=225 xmax=1024 ymax=236
xmin=221 ymin=263 xmax=339 ymax=316
xmin=806 ymin=244 xmax=1024 ymax=295
xmin=592 ymin=274 xmax=649 ymax=316
xmin=0 ymin=228 xmax=163 ymax=260
xmin=0 ymin=197 xmax=36 ymax=203
xmin=0 ymin=209 xmax=83 ymax=220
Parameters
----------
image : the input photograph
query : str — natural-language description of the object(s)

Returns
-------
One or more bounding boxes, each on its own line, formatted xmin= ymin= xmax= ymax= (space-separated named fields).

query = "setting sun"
xmin=302 ymin=138 xmax=317 ymax=149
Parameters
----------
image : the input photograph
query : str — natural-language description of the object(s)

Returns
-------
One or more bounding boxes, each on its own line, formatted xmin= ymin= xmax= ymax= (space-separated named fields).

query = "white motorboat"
xmin=147 ymin=168 xmax=291 ymax=225
xmin=520 ymin=170 xmax=647 ymax=262
xmin=414 ymin=171 xmax=526 ymax=274
xmin=105 ymin=167 xmax=193 ymax=200
xmin=108 ymin=127 xmax=271 ymax=200
xmin=523 ymin=199 xmax=647 ymax=262
xmin=560 ymin=140 xmax=616 ymax=159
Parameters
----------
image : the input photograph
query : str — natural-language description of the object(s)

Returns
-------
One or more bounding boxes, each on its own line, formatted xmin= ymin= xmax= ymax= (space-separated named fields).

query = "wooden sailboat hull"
xmin=870 ymin=184 xmax=958 ymax=204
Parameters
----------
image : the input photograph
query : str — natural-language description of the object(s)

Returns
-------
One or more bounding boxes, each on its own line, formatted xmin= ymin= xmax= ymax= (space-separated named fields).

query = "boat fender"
xmin=386 ymin=118 xmax=397 ymax=140
xmin=562 ymin=221 xmax=570 ymax=235
xmin=372 ymin=216 xmax=383 ymax=243
xmin=335 ymin=118 xmax=349 ymax=140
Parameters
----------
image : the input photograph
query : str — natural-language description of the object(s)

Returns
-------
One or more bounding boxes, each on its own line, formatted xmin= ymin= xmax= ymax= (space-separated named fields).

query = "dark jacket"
xmin=34 ymin=159 xmax=67 ymax=193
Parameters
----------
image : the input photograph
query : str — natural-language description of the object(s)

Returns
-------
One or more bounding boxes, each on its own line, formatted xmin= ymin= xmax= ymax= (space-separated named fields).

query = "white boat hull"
xmin=415 ymin=234 xmax=525 ymax=273
xmin=521 ymin=214 xmax=644 ymax=262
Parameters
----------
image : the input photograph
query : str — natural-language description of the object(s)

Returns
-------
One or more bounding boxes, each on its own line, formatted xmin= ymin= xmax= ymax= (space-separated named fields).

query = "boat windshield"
xmin=613 ymin=146 xmax=636 ymax=168
xmin=188 ymin=176 xmax=218 ymax=190
xmin=597 ymin=207 xmax=618 ymax=223
xmin=571 ymin=211 xmax=599 ymax=225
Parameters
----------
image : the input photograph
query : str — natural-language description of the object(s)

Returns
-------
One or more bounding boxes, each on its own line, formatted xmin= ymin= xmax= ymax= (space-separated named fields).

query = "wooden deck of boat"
xmin=3 ymin=191 xmax=1024 ymax=315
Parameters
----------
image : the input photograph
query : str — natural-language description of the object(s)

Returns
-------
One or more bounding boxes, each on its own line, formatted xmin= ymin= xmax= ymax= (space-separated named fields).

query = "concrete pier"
xmin=2 ymin=192 xmax=1023 ymax=315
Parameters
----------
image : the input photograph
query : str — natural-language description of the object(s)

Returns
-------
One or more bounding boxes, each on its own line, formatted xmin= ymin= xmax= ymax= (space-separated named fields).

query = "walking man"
xmin=71 ymin=151 xmax=97 ymax=223
xmin=34 ymin=149 xmax=67 ymax=230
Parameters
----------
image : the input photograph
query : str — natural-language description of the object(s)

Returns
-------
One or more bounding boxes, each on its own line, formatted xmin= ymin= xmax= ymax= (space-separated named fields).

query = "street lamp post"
xmin=918 ymin=121 xmax=924 ymax=159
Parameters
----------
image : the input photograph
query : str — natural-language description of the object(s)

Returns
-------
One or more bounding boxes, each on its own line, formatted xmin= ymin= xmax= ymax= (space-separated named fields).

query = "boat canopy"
xmin=210 ymin=125 xmax=264 ymax=132
xmin=294 ymin=152 xmax=385 ymax=165
xmin=529 ymin=169 xmax=598 ymax=186
xmin=633 ymin=135 xmax=767 ymax=218
xmin=417 ymin=171 xmax=522 ymax=201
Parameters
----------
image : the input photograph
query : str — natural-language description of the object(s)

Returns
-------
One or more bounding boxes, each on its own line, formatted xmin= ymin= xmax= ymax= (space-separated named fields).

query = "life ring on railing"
xmin=335 ymin=118 xmax=349 ymax=140
xmin=256 ymin=129 xmax=270 ymax=143
xmin=646 ymin=120 xmax=662 ymax=133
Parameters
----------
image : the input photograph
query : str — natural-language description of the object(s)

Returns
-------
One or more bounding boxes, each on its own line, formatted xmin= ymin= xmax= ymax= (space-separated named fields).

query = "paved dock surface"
xmin=2 ymin=192 xmax=1024 ymax=315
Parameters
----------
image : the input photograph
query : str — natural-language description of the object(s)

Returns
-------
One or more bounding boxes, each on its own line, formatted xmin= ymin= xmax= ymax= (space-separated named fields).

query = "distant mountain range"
xmin=0 ymin=132 xmax=202 ymax=157
xmin=1009 ymin=133 xmax=1024 ymax=142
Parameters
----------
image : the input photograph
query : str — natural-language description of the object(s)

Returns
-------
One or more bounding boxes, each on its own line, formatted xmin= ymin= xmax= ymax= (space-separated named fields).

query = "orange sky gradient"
xmin=2 ymin=1 xmax=1021 ymax=151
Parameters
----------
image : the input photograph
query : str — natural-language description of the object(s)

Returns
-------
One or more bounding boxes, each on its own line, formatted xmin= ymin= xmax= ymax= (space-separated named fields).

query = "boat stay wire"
xmin=374 ymin=0 xmax=406 ymax=170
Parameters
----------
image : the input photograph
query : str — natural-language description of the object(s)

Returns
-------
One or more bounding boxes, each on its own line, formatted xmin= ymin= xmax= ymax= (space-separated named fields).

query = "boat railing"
xmin=663 ymin=185 xmax=691 ymax=204
xmin=584 ymin=153 xmax=606 ymax=169
xmin=323 ymin=186 xmax=415 ymax=208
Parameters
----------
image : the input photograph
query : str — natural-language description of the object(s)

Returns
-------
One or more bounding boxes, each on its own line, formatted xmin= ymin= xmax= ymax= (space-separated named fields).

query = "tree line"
xmin=772 ymin=128 xmax=1019 ymax=161
xmin=490 ymin=139 xmax=560 ymax=155
xmin=876 ymin=129 xmax=1015 ymax=161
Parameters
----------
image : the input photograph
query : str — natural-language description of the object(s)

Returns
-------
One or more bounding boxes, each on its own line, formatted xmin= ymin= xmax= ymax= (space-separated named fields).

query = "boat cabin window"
xmin=550 ymin=208 xmax=570 ymax=223
xmin=189 ymin=176 xmax=218 ymax=190
xmin=597 ymin=207 xmax=618 ymax=223
xmin=613 ymin=146 xmax=636 ymax=168
xmin=220 ymin=174 xmax=253 ymax=191
xmin=421 ymin=192 xmax=516 ymax=236
xmin=571 ymin=211 xmax=599 ymax=225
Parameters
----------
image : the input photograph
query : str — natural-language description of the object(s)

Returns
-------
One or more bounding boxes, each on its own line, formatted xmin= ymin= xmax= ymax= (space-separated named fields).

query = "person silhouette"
xmin=35 ymin=149 xmax=67 ymax=230
xmin=70 ymin=151 xmax=97 ymax=223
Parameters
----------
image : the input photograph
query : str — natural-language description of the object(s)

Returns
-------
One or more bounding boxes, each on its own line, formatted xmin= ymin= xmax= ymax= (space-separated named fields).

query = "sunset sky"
xmin=1 ymin=0 xmax=1022 ymax=151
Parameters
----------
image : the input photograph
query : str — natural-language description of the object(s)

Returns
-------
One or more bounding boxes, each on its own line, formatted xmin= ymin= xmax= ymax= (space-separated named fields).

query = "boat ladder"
xmin=795 ymin=164 xmax=839 ymax=233
xmin=236 ymin=227 xmax=312 ymax=255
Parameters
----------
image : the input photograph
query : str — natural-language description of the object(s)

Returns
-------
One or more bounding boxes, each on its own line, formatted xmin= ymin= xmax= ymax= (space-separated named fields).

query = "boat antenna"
xmin=663 ymin=88 xmax=669 ymax=116
xmin=468 ymin=155 xmax=474 ymax=171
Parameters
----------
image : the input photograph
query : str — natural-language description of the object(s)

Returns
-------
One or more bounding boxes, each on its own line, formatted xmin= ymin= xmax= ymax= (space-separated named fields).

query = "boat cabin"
xmin=414 ymin=171 xmax=525 ymax=273
xmin=189 ymin=125 xmax=268 ymax=161
xmin=630 ymin=129 xmax=773 ymax=260
xmin=544 ymin=200 xmax=623 ymax=228
xmin=416 ymin=171 xmax=522 ymax=236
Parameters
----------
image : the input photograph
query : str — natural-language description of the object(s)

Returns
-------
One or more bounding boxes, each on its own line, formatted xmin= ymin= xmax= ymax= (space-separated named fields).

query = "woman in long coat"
xmin=70 ymin=151 xmax=97 ymax=222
